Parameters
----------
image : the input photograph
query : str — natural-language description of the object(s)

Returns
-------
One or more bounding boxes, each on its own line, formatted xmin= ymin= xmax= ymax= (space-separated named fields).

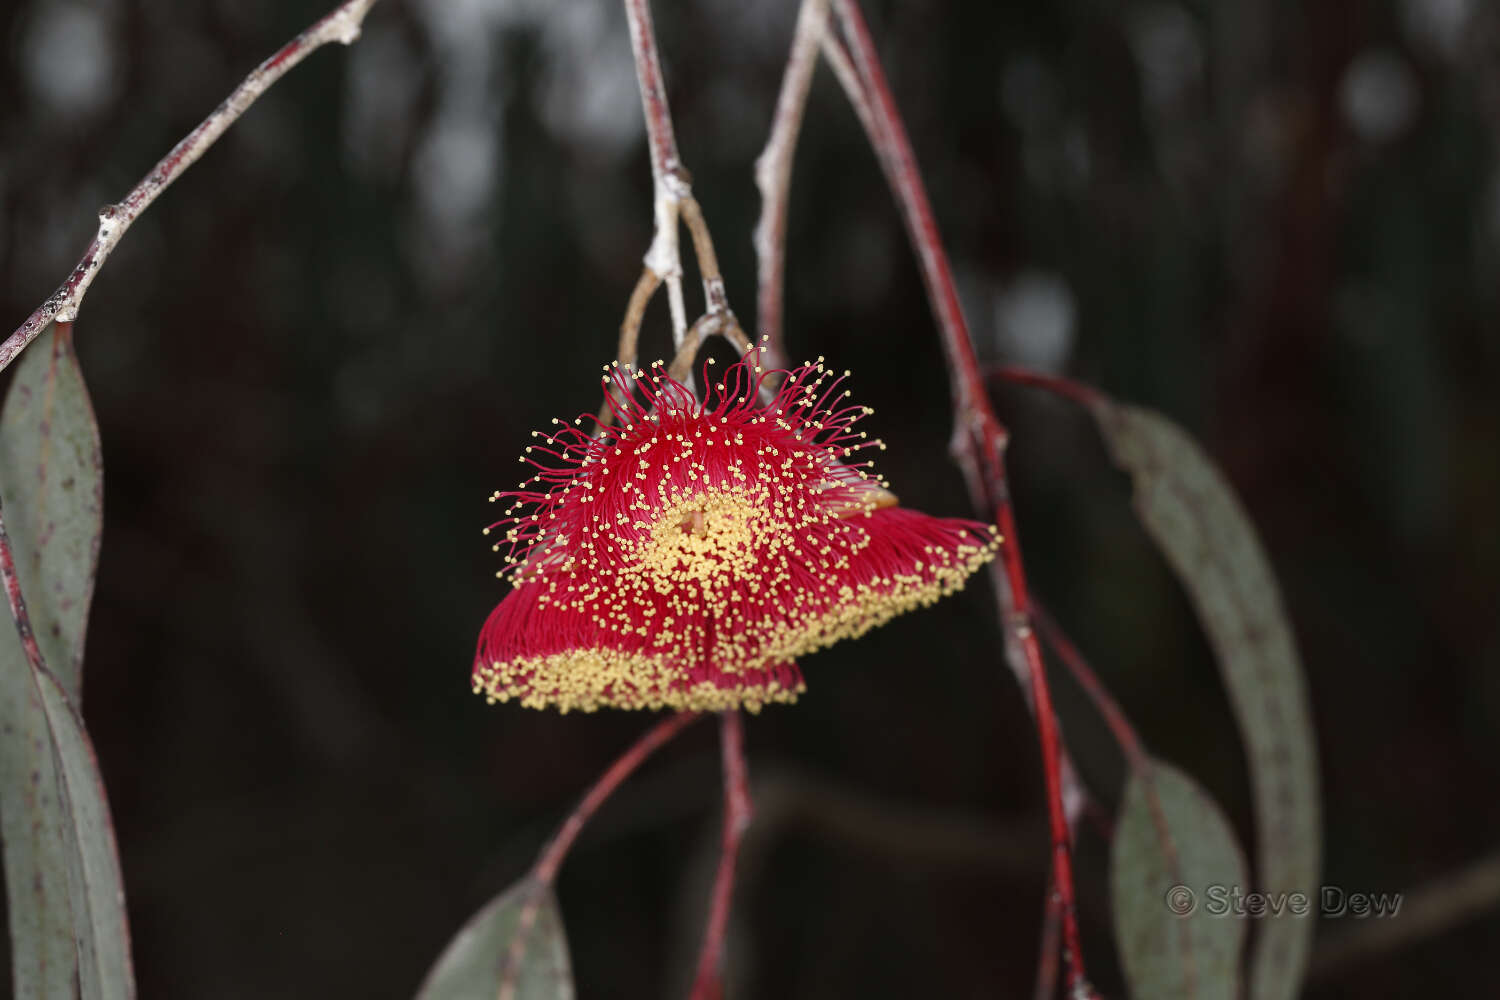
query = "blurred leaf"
xmin=0 ymin=646 xmax=75 ymax=998
xmin=1111 ymin=759 xmax=1249 ymax=1000
xmin=1092 ymin=401 xmax=1321 ymax=1000
xmin=1 ymin=323 xmax=130 ymax=998
xmin=32 ymin=668 xmax=136 ymax=1000
xmin=0 ymin=322 xmax=104 ymax=697
xmin=416 ymin=878 xmax=574 ymax=1000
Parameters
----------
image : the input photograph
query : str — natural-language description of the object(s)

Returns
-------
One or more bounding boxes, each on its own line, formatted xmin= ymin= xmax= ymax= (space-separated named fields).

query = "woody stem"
xmin=622 ymin=0 xmax=690 ymax=347
xmin=1 ymin=0 xmax=379 ymax=375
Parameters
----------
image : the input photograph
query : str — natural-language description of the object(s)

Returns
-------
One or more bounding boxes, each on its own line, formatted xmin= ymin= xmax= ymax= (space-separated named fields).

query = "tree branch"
xmin=0 ymin=0 xmax=380 ymax=375
xmin=823 ymin=3 xmax=1095 ymax=993
xmin=623 ymin=0 xmax=691 ymax=349
xmin=1310 ymin=849 xmax=1500 ymax=980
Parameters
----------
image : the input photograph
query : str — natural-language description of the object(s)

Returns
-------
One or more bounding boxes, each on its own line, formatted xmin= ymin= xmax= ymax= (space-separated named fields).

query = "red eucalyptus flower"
xmin=474 ymin=353 xmax=997 ymax=712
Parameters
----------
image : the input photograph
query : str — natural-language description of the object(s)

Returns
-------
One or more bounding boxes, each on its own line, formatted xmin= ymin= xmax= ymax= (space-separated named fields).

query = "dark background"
xmin=3 ymin=0 xmax=1498 ymax=996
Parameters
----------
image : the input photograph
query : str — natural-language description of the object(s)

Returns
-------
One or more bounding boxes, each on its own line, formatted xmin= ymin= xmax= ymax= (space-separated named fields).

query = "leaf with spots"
xmin=1092 ymin=401 xmax=1321 ymax=1000
xmin=1112 ymin=759 xmax=1250 ymax=1000
xmin=0 ymin=641 xmax=76 ymax=999
xmin=1 ymin=323 xmax=130 ymax=998
xmin=30 ymin=666 xmax=136 ymax=1000
xmin=0 ymin=322 xmax=104 ymax=697
xmin=416 ymin=878 xmax=574 ymax=1000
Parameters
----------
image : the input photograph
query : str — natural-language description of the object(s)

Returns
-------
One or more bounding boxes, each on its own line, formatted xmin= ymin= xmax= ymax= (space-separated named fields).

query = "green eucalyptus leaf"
xmin=1 ymin=323 xmax=130 ymax=999
xmin=417 ymin=878 xmax=574 ymax=1000
xmin=0 ymin=647 xmax=75 ymax=998
xmin=0 ymin=322 xmax=104 ymax=697
xmin=32 ymin=667 xmax=135 ymax=1000
xmin=1092 ymin=400 xmax=1321 ymax=1000
xmin=1111 ymin=760 xmax=1250 ymax=1000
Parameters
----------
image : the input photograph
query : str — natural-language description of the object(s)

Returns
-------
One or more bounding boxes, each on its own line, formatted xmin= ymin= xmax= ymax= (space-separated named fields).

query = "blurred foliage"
xmin=1 ymin=0 xmax=1497 ymax=995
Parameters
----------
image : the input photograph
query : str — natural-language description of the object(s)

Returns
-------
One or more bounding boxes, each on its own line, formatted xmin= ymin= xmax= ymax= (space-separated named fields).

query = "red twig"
xmin=0 ymin=0 xmax=379 ymax=376
xmin=498 ymin=711 xmax=704 ymax=1000
xmin=1034 ymin=606 xmax=1149 ymax=771
xmin=828 ymin=0 xmax=999 ymax=507
xmin=1036 ymin=607 xmax=1197 ymax=997
xmin=1033 ymin=878 xmax=1063 ymax=1000
xmin=825 ymin=3 xmax=1094 ymax=994
xmin=0 ymin=493 xmax=47 ymax=678
xmin=690 ymin=711 xmax=752 ymax=1000
xmin=988 ymin=365 xmax=1106 ymax=410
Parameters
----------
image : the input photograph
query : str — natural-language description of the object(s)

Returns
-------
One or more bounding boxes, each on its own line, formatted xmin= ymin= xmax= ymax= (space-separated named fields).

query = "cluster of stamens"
xmin=473 ymin=352 xmax=997 ymax=712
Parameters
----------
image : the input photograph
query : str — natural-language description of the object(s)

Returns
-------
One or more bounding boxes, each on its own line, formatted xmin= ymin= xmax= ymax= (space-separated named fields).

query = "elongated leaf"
xmin=1092 ymin=401 xmax=1320 ymax=1000
xmin=1111 ymin=760 xmax=1250 ymax=1000
xmin=417 ymin=878 xmax=574 ymax=1000
xmin=0 ymin=647 xmax=75 ymax=998
xmin=1 ymin=322 xmax=131 ymax=998
xmin=32 ymin=668 xmax=135 ymax=1000
xmin=0 ymin=322 xmax=104 ymax=697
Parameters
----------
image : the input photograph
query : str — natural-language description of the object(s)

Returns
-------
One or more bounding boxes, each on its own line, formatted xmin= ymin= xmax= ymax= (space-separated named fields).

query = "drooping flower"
xmin=474 ymin=353 xmax=997 ymax=712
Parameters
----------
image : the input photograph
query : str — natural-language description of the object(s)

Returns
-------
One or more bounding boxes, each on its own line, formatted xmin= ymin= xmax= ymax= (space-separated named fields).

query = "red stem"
xmin=1033 ymin=878 xmax=1063 ymax=1000
xmin=535 ymin=711 xmax=703 ymax=883
xmin=988 ymin=365 xmax=1105 ymax=410
xmin=0 ymin=491 xmax=47 ymax=678
xmin=498 ymin=711 xmax=703 ymax=1000
xmin=827 ymin=3 xmax=1093 ymax=994
xmin=1034 ymin=606 xmax=1150 ymax=772
xmin=690 ymin=711 xmax=751 ymax=1000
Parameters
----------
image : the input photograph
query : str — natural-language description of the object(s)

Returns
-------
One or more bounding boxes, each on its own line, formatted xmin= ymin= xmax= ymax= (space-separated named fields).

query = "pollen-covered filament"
xmin=473 ymin=355 xmax=999 ymax=713
xmin=638 ymin=490 xmax=767 ymax=587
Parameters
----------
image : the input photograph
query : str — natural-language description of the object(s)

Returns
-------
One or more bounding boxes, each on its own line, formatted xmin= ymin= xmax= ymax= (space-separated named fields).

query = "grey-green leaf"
xmin=0 ymin=644 xmax=75 ymax=998
xmin=1111 ymin=760 xmax=1250 ymax=1000
xmin=33 ymin=668 xmax=135 ymax=1000
xmin=1093 ymin=401 xmax=1321 ymax=1000
xmin=0 ymin=322 xmax=104 ymax=698
xmin=416 ymin=878 xmax=574 ymax=1000
xmin=1 ymin=322 xmax=129 ymax=999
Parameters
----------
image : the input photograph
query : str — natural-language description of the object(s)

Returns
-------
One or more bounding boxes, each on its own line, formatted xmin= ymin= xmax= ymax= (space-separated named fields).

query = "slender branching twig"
xmin=753 ymin=0 xmax=829 ymax=372
xmin=989 ymin=365 xmax=1105 ymax=409
xmin=0 ymin=495 xmax=48 ymax=679
xmin=820 ymin=2 xmax=1095 ymax=992
xmin=614 ymin=0 xmax=753 ymax=415
xmin=689 ymin=711 xmax=752 ymax=1000
xmin=0 ymin=0 xmax=380 ymax=375
xmin=1034 ymin=607 xmax=1149 ymax=771
xmin=1033 ymin=875 xmax=1063 ymax=1000
xmin=622 ymin=0 xmax=691 ymax=350
xmin=497 ymin=711 xmax=704 ymax=1000
xmin=1310 ymin=850 xmax=1500 ymax=980
xmin=1036 ymin=604 xmax=1199 ymax=998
